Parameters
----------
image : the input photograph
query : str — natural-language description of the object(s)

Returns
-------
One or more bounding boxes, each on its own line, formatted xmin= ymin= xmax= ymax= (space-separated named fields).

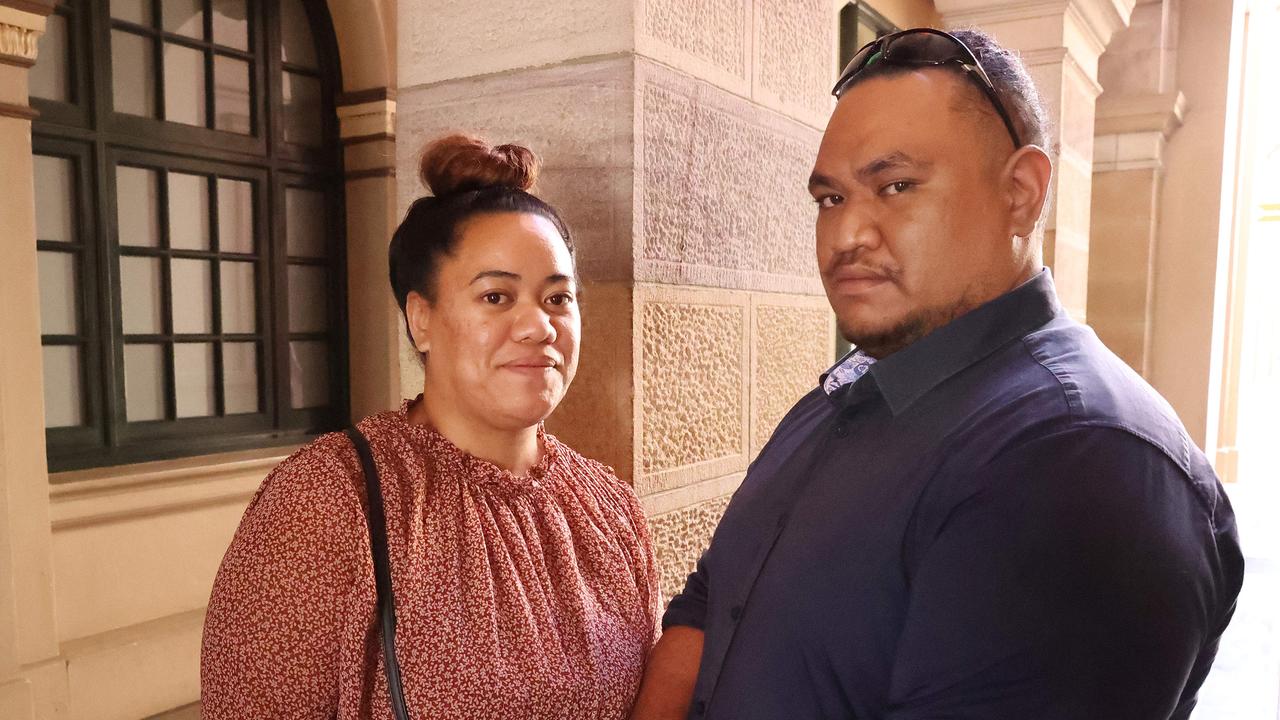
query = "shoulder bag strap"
xmin=345 ymin=427 xmax=411 ymax=720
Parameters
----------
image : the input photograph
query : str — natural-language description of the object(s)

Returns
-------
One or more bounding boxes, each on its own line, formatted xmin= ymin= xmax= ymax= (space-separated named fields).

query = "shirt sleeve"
xmin=885 ymin=426 xmax=1237 ymax=720
xmin=662 ymin=552 xmax=710 ymax=631
xmin=200 ymin=438 xmax=366 ymax=719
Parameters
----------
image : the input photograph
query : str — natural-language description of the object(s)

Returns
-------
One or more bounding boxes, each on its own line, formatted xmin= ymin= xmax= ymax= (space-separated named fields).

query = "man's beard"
xmin=840 ymin=299 xmax=971 ymax=359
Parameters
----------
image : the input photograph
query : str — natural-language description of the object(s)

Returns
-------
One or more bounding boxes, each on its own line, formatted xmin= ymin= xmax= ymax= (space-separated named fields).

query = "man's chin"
xmin=840 ymin=311 xmax=935 ymax=360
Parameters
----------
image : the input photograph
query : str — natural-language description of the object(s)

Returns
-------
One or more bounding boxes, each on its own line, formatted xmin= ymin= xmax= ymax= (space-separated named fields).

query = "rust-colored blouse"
xmin=201 ymin=402 xmax=659 ymax=719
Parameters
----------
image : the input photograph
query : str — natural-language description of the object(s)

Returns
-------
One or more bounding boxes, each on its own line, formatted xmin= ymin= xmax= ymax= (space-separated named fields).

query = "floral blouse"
xmin=201 ymin=400 xmax=660 ymax=719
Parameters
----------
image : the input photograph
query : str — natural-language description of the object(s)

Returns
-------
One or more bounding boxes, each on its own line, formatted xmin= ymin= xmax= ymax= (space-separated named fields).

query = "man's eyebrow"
xmin=807 ymin=172 xmax=839 ymax=192
xmin=856 ymin=151 xmax=930 ymax=180
xmin=547 ymin=273 xmax=574 ymax=285
xmin=469 ymin=270 xmax=521 ymax=284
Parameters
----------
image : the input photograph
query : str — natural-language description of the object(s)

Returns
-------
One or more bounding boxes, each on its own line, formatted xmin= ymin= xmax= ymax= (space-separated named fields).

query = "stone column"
xmin=336 ymin=89 xmax=401 ymax=422
xmin=935 ymin=0 xmax=1136 ymax=320
xmin=0 ymin=2 xmax=65 ymax=718
xmin=396 ymin=0 xmax=835 ymax=598
xmin=1086 ymin=0 xmax=1185 ymax=375
xmin=1088 ymin=90 xmax=1185 ymax=375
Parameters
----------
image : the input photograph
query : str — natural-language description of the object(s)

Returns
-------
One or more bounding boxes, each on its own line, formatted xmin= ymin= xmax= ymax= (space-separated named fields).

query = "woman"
xmin=201 ymin=134 xmax=659 ymax=719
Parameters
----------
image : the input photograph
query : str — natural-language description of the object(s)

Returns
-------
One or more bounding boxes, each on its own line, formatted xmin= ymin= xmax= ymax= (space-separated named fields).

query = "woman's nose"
xmin=513 ymin=303 xmax=556 ymax=344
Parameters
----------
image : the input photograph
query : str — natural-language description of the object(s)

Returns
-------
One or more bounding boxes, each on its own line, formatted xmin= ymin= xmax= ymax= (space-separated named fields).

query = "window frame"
xmin=838 ymin=2 xmax=901 ymax=74
xmin=32 ymin=0 xmax=348 ymax=474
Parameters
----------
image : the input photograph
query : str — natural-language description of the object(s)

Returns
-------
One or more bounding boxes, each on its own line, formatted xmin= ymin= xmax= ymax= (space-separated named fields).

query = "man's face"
xmin=810 ymin=69 xmax=1029 ymax=358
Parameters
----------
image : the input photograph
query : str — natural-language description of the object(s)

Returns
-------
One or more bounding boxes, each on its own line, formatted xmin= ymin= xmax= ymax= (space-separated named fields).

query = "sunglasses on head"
xmin=832 ymin=28 xmax=1024 ymax=150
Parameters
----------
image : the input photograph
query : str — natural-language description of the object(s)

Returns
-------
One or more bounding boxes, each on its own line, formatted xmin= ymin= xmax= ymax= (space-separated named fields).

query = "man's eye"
xmin=815 ymin=194 xmax=843 ymax=209
xmin=547 ymin=293 xmax=575 ymax=307
xmin=482 ymin=292 xmax=505 ymax=304
xmin=882 ymin=181 xmax=914 ymax=196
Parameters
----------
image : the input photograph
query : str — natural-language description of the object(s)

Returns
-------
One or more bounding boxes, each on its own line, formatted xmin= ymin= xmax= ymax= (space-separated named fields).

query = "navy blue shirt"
xmin=663 ymin=272 xmax=1244 ymax=720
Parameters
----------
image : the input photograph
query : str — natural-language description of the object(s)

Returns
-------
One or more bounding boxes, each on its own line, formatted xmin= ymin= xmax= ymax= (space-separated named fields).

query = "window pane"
xmin=163 ymin=0 xmax=204 ymax=39
xmin=163 ymin=42 xmax=207 ymax=127
xmin=120 ymin=255 xmax=163 ymax=334
xmin=34 ymin=155 xmax=75 ymax=243
xmin=38 ymin=251 xmax=78 ymax=336
xmin=171 ymin=259 xmax=213 ymax=333
xmin=289 ymin=340 xmax=329 ymax=409
xmin=112 ymin=30 xmax=156 ymax=117
xmin=212 ymin=0 xmax=249 ymax=51
xmin=217 ymin=179 xmax=254 ymax=253
xmin=213 ymin=55 xmax=251 ymax=134
xmin=223 ymin=342 xmax=258 ymax=414
xmin=281 ymin=72 xmax=323 ymax=146
xmin=116 ymin=166 xmax=161 ymax=247
xmin=31 ymin=12 xmax=70 ymax=102
xmin=42 ymin=345 xmax=83 ymax=428
xmin=174 ymin=343 xmax=215 ymax=417
xmin=285 ymin=187 xmax=326 ymax=257
xmin=280 ymin=0 xmax=318 ymax=69
xmin=168 ymin=172 xmax=211 ymax=250
xmin=287 ymin=265 xmax=327 ymax=332
xmin=220 ymin=260 xmax=256 ymax=333
xmin=124 ymin=344 xmax=166 ymax=421
xmin=110 ymin=0 xmax=151 ymax=25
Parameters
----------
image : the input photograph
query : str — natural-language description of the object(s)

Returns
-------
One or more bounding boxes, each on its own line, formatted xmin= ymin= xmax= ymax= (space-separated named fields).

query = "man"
xmin=630 ymin=28 xmax=1243 ymax=720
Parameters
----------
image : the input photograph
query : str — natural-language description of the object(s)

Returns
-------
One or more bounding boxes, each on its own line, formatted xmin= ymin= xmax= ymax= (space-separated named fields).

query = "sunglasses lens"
xmin=883 ymin=31 xmax=970 ymax=65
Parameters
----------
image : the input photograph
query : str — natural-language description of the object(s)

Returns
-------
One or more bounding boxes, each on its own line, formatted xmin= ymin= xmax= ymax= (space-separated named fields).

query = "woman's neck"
xmin=407 ymin=390 xmax=542 ymax=475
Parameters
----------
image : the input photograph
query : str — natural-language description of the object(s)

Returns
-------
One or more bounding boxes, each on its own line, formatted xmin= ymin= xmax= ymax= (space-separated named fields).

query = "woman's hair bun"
xmin=418 ymin=133 xmax=540 ymax=196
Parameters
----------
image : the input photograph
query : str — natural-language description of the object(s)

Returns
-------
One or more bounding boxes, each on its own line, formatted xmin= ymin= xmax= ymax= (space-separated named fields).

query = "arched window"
xmin=30 ymin=0 xmax=347 ymax=472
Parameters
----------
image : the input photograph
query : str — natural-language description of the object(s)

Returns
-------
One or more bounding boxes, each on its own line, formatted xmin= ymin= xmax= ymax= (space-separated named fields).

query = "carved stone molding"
xmin=936 ymin=0 xmax=1136 ymax=61
xmin=1094 ymin=90 xmax=1187 ymax=137
xmin=0 ymin=15 xmax=40 ymax=68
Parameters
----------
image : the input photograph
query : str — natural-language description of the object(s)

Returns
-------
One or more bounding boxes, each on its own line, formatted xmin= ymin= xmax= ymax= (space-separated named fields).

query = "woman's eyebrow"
xmin=469 ymin=270 xmax=521 ymax=285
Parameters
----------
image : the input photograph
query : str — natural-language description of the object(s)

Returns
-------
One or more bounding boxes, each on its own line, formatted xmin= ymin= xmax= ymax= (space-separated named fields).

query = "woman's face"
xmin=410 ymin=212 xmax=580 ymax=431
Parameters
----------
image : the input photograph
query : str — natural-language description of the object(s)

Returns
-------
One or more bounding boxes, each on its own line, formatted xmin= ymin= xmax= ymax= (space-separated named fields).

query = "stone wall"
xmin=395 ymin=0 xmax=839 ymax=605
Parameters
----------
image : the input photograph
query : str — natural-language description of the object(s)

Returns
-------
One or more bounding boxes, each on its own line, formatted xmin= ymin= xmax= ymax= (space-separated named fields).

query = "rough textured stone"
xmin=649 ymin=494 xmax=732 ymax=607
xmin=399 ymin=0 xmax=632 ymax=88
xmin=396 ymin=57 xmax=635 ymax=282
xmin=640 ymin=0 xmax=750 ymax=91
xmin=638 ymin=295 xmax=746 ymax=477
xmin=751 ymin=297 xmax=833 ymax=455
xmin=636 ymin=60 xmax=824 ymax=295
xmin=753 ymin=0 xmax=836 ymax=127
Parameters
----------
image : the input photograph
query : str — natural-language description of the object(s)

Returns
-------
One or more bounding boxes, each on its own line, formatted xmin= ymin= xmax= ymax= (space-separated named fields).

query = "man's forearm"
xmin=630 ymin=626 xmax=705 ymax=720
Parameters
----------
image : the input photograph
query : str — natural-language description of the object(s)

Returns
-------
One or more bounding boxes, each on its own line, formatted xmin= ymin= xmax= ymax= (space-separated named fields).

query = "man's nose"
xmin=826 ymin=203 xmax=883 ymax=256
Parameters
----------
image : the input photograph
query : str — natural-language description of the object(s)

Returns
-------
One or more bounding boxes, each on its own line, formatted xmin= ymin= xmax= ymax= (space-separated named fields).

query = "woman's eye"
xmin=815 ymin=194 xmax=843 ymax=209
xmin=882 ymin=181 xmax=914 ymax=196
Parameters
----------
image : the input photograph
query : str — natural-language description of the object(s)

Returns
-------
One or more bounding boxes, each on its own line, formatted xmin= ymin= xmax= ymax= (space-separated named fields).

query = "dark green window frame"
xmin=32 ymin=0 xmax=348 ymax=474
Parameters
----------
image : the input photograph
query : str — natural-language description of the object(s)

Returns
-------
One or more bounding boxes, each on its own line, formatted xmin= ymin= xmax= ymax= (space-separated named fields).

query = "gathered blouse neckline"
xmin=393 ymin=396 xmax=558 ymax=494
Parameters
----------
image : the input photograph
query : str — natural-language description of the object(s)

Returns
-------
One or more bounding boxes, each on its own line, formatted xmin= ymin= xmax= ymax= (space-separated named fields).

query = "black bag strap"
xmin=346 ymin=427 xmax=411 ymax=720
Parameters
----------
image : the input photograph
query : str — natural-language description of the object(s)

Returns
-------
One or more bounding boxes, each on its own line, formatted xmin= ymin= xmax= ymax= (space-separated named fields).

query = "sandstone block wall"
xmin=396 ymin=0 xmax=838 ymax=607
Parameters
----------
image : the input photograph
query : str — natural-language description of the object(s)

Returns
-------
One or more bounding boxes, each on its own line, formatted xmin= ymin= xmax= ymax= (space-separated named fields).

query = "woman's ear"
xmin=405 ymin=291 xmax=432 ymax=354
xmin=1005 ymin=145 xmax=1053 ymax=239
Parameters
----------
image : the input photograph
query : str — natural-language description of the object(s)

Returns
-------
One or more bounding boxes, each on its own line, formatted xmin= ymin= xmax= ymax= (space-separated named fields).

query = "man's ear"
xmin=405 ymin=291 xmax=432 ymax=354
xmin=1005 ymin=145 xmax=1053 ymax=238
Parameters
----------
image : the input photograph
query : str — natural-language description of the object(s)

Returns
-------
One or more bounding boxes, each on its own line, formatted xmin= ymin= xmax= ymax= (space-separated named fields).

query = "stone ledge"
xmin=48 ymin=447 xmax=289 ymax=531
xmin=1094 ymin=90 xmax=1186 ymax=136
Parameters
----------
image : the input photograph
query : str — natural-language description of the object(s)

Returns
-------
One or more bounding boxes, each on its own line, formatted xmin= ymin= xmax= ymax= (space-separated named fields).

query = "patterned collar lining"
xmin=822 ymin=350 xmax=877 ymax=395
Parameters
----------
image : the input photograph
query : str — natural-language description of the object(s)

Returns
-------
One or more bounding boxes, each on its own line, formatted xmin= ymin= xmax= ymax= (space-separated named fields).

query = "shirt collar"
xmin=820 ymin=269 xmax=1063 ymax=415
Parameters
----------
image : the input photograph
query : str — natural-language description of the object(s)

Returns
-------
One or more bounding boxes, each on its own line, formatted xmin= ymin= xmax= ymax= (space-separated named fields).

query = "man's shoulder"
xmin=1012 ymin=317 xmax=1194 ymax=476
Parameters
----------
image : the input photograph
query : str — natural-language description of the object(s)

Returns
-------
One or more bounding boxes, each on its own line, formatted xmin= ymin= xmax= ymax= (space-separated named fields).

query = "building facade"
xmin=0 ymin=0 xmax=1247 ymax=717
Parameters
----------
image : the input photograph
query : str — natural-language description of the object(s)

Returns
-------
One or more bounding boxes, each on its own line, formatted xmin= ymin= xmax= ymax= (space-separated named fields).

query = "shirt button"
xmin=692 ymin=700 xmax=707 ymax=716
xmin=833 ymin=422 xmax=849 ymax=437
xmin=730 ymin=605 xmax=743 ymax=622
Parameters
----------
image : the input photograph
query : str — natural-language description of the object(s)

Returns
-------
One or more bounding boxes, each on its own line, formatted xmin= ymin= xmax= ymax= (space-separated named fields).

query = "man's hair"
xmin=847 ymin=28 xmax=1053 ymax=154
